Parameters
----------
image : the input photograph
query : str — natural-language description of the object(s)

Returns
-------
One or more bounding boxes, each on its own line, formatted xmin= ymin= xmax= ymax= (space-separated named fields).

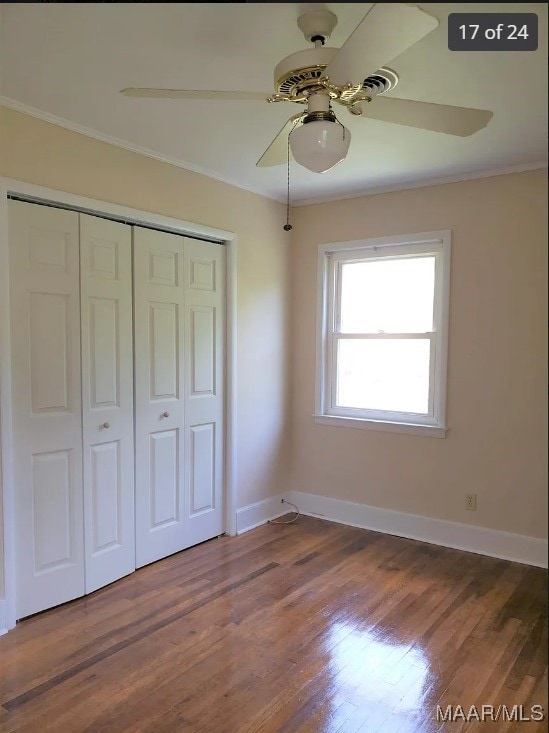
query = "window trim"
xmin=315 ymin=231 xmax=451 ymax=437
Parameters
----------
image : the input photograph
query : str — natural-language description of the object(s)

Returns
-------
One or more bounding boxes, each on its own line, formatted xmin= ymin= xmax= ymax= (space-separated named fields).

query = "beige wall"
xmin=0 ymin=107 xmax=546 ymax=608
xmin=0 ymin=107 xmax=292 ymax=598
xmin=290 ymin=169 xmax=548 ymax=540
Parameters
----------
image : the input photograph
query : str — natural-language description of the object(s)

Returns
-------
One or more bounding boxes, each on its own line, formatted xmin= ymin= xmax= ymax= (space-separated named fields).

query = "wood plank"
xmin=0 ymin=516 xmax=546 ymax=733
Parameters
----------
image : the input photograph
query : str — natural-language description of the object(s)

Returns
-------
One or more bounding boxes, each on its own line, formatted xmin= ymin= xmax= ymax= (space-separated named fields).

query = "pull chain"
xmin=283 ymin=130 xmax=292 ymax=232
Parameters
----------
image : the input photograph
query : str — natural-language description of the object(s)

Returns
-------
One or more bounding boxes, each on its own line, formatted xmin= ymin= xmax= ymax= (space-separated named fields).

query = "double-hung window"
xmin=316 ymin=231 xmax=450 ymax=437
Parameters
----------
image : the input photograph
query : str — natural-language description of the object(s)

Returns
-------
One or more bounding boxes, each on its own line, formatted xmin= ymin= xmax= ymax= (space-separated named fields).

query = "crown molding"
xmin=2 ymin=96 xmax=546 ymax=209
xmin=292 ymin=161 xmax=548 ymax=207
xmin=0 ymin=96 xmax=285 ymax=204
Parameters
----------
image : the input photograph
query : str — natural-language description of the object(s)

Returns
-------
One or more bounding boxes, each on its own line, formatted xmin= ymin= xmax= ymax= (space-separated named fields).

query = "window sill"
xmin=314 ymin=414 xmax=447 ymax=438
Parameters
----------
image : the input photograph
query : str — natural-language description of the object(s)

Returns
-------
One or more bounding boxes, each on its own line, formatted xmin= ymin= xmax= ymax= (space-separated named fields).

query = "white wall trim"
xmin=234 ymin=489 xmax=548 ymax=568
xmin=235 ymin=494 xmax=287 ymax=535
xmin=0 ymin=96 xmax=284 ymax=204
xmin=1 ymin=178 xmax=236 ymax=243
xmin=0 ymin=600 xmax=7 ymax=636
xmin=288 ymin=491 xmax=548 ymax=568
xmin=2 ymin=97 xmax=546 ymax=209
xmin=0 ymin=184 xmax=17 ymax=631
xmin=314 ymin=415 xmax=447 ymax=437
xmin=225 ymin=236 xmax=238 ymax=537
xmin=0 ymin=178 xmax=239 ymax=629
xmin=293 ymin=162 xmax=549 ymax=207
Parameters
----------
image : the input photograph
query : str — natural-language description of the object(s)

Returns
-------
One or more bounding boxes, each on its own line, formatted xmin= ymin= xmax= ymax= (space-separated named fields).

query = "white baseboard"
xmin=287 ymin=490 xmax=548 ymax=569
xmin=236 ymin=494 xmax=288 ymax=534
xmin=0 ymin=600 xmax=7 ymax=636
xmin=236 ymin=491 xmax=547 ymax=567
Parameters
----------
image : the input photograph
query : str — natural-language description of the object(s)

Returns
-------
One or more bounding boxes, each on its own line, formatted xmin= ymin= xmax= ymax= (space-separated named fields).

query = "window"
xmin=316 ymin=231 xmax=450 ymax=437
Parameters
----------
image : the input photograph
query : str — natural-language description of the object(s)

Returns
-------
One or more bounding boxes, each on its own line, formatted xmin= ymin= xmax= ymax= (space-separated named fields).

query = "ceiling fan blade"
xmin=325 ymin=3 xmax=438 ymax=88
xmin=358 ymin=96 xmax=493 ymax=136
xmin=121 ymin=88 xmax=271 ymax=101
xmin=256 ymin=115 xmax=304 ymax=168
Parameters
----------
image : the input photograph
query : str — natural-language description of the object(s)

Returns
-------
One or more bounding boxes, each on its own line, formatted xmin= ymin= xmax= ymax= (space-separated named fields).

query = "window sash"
xmin=333 ymin=250 xmax=438 ymax=335
xmin=327 ymin=332 xmax=436 ymax=421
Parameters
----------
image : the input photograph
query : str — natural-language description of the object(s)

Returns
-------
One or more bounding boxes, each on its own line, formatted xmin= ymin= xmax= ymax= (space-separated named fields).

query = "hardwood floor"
xmin=0 ymin=516 xmax=547 ymax=733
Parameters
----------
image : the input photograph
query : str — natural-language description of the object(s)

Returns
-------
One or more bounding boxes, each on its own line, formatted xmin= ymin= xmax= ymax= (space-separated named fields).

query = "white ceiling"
xmin=1 ymin=2 xmax=547 ymax=203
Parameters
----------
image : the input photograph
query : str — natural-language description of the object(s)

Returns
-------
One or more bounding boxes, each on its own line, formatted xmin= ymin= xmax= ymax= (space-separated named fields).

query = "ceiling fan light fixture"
xmin=290 ymin=115 xmax=351 ymax=173
xmin=121 ymin=6 xmax=494 ymax=176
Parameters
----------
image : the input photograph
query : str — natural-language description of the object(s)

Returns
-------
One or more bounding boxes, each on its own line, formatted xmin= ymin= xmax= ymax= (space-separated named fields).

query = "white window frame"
xmin=315 ymin=231 xmax=451 ymax=438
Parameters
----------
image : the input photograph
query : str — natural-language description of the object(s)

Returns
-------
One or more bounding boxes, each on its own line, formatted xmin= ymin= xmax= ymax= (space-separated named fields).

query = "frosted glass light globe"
xmin=290 ymin=120 xmax=351 ymax=173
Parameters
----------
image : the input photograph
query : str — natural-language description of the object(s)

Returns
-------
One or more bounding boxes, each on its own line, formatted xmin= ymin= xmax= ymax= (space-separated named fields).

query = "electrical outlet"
xmin=465 ymin=494 xmax=477 ymax=511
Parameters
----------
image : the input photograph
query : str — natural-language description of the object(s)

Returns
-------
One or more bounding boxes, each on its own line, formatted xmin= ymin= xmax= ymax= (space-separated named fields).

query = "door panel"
xmin=189 ymin=257 xmax=216 ymax=291
xmin=29 ymin=292 xmax=70 ymax=412
xmin=149 ymin=302 xmax=179 ymax=399
xmin=150 ymin=429 xmax=180 ymax=527
xmin=9 ymin=200 xmax=85 ymax=618
xmin=80 ymin=214 xmax=135 ymax=593
xmin=32 ymin=450 xmax=72 ymax=571
xmin=190 ymin=423 xmax=215 ymax=515
xmin=190 ymin=306 xmax=215 ymax=395
xmin=184 ymin=239 xmax=225 ymax=547
xmin=134 ymin=227 xmax=186 ymax=567
xmin=88 ymin=298 xmax=118 ymax=407
xmin=90 ymin=441 xmax=121 ymax=553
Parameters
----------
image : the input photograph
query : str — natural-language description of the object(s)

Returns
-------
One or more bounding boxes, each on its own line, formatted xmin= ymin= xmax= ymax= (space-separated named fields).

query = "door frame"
xmin=0 ymin=177 xmax=238 ymax=632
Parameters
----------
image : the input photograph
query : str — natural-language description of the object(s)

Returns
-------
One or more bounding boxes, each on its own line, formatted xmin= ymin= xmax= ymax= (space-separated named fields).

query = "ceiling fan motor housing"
xmin=274 ymin=47 xmax=336 ymax=96
xmin=273 ymin=48 xmax=398 ymax=104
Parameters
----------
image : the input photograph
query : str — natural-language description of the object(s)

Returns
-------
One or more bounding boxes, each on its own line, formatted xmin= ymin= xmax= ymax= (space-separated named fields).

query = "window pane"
xmin=339 ymin=256 xmax=435 ymax=333
xmin=336 ymin=338 xmax=431 ymax=414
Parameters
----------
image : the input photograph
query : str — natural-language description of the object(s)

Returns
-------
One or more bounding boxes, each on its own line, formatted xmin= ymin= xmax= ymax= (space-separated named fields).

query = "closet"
xmin=8 ymin=199 xmax=225 ymax=619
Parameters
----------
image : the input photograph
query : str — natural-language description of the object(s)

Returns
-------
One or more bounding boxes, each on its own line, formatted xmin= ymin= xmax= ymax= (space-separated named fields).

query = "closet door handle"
xmin=101 ymin=422 xmax=111 ymax=430
xmin=161 ymin=411 xmax=170 ymax=419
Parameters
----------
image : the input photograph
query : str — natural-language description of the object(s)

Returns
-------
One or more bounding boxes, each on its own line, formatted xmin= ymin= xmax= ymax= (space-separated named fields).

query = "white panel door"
xmin=80 ymin=214 xmax=135 ymax=593
xmin=184 ymin=239 xmax=225 ymax=546
xmin=133 ymin=227 xmax=186 ymax=567
xmin=8 ymin=200 xmax=85 ymax=618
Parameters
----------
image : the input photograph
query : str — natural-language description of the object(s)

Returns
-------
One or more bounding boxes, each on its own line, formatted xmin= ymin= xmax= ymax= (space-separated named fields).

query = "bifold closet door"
xmin=133 ymin=227 xmax=186 ymax=567
xmin=9 ymin=200 xmax=85 ymax=618
xmin=133 ymin=228 xmax=225 ymax=567
xmin=183 ymin=237 xmax=225 ymax=548
xmin=9 ymin=200 xmax=225 ymax=614
xmin=80 ymin=214 xmax=135 ymax=593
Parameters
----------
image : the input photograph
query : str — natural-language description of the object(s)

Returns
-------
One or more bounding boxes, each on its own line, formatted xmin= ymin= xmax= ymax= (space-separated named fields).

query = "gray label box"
xmin=448 ymin=13 xmax=538 ymax=51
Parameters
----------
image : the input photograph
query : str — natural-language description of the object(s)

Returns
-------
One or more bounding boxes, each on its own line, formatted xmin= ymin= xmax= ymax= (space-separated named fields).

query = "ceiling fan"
xmin=121 ymin=3 xmax=493 ymax=174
